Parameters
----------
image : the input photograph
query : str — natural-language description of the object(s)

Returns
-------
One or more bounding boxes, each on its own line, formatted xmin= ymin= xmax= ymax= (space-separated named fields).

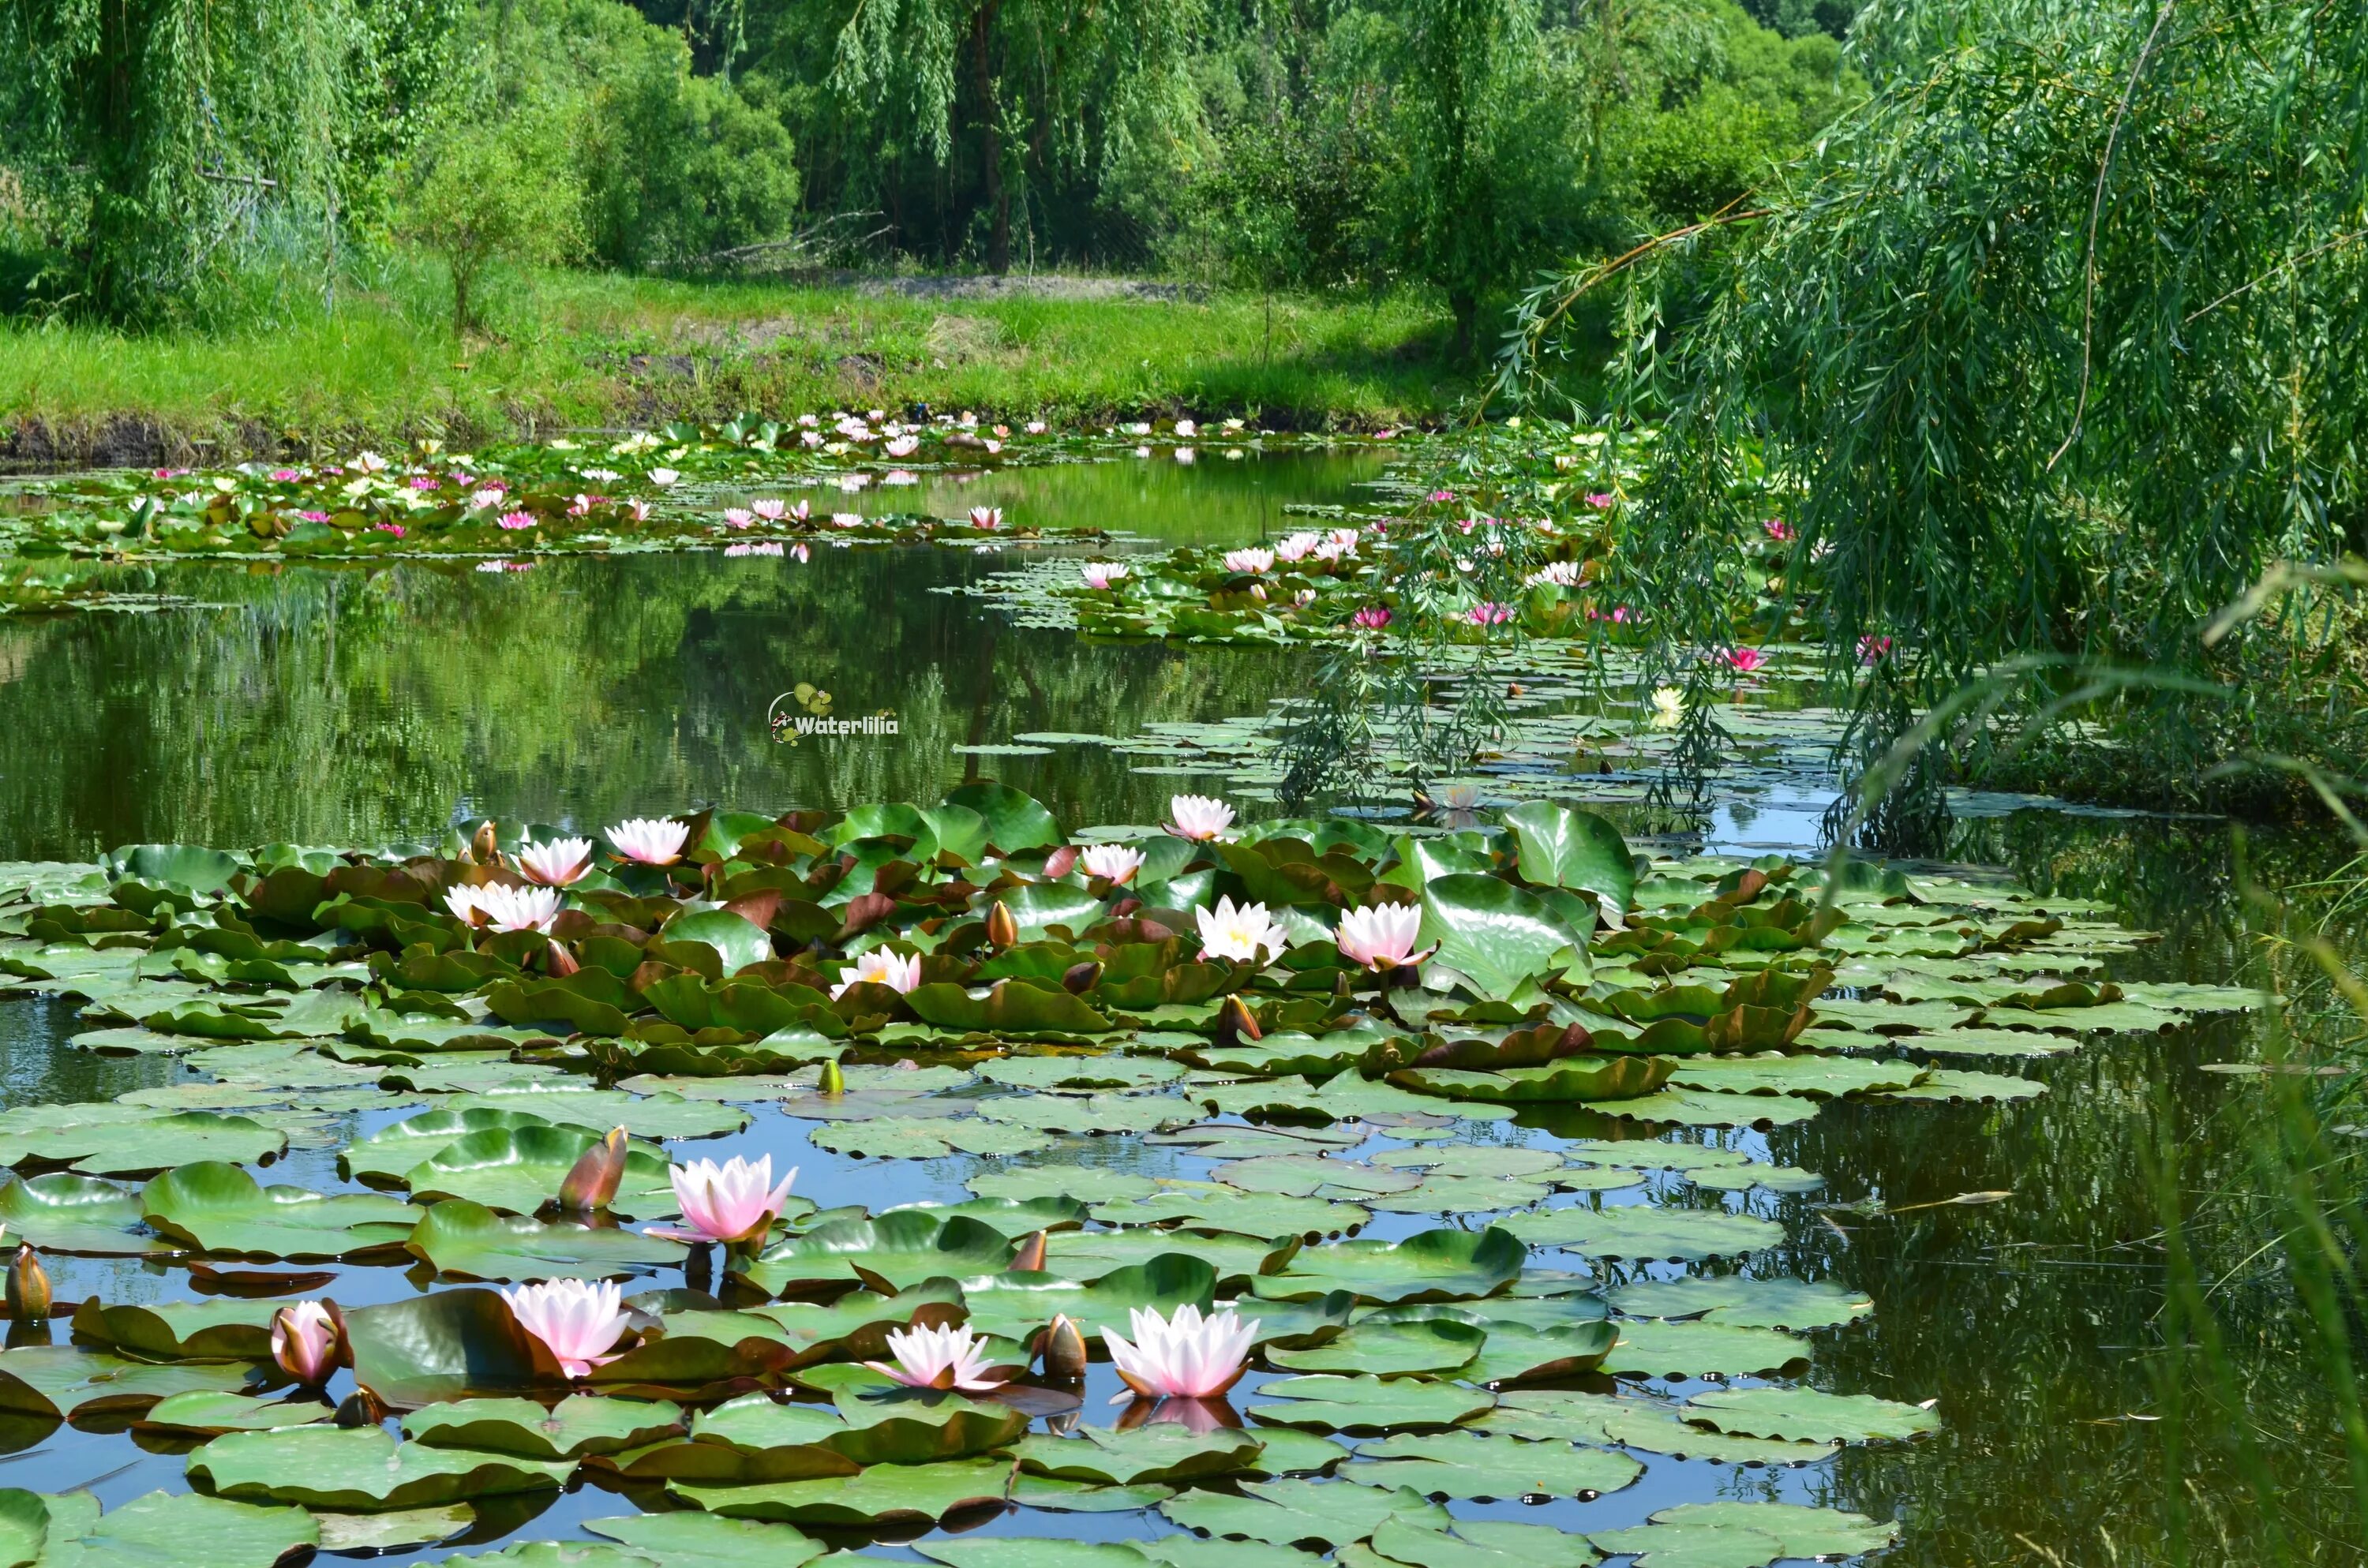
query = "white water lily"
xmin=1526 ymin=560 xmax=1583 ymax=587
xmin=1335 ymin=902 xmax=1429 ymax=971
xmin=513 ymin=836 xmax=594 ymax=887
xmin=1650 ymin=687 xmax=1686 ymax=728
xmin=830 ymin=948 xmax=922 ymax=999
xmin=1164 ymin=795 xmax=1235 ymax=841
xmin=865 ymin=1323 xmax=1005 ymax=1391
xmin=1102 ymin=1304 xmax=1257 ymax=1400
xmin=1273 ymin=531 xmax=1322 ymax=563
xmin=607 ymin=818 xmax=688 ymax=866
xmin=1197 ymin=896 xmax=1290 ymax=964
xmin=1222 ymin=547 xmax=1274 ymax=574
xmin=1080 ymin=844 xmax=1145 ymax=885
xmin=1080 ymin=562 xmax=1128 ymax=590
xmin=648 ymin=468 xmax=679 ymax=486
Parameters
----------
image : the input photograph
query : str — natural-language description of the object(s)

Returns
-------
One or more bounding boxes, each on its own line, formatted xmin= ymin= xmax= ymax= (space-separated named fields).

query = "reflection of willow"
xmin=1774 ymin=814 xmax=2368 ymax=1566
xmin=0 ymin=550 xmax=1299 ymax=856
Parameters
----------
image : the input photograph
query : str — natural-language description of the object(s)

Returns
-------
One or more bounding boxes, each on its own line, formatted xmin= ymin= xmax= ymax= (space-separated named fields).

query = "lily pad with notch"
xmin=0 ymin=1172 xmax=163 ymax=1255
xmin=1500 ymin=1206 xmax=1783 ymax=1260
xmin=404 ymin=1199 xmax=689 ymax=1281
xmin=1587 ymin=1502 xmax=1898 ymax=1568
xmin=1011 ymin=1422 xmax=1265 ymax=1486
xmin=186 ymin=1423 xmax=575 ymax=1511
xmin=1246 ymin=1374 xmax=1494 ymax=1434
xmin=669 ymin=1456 xmax=1014 ymax=1526
xmin=1349 ymin=1428 xmax=1643 ymax=1500
xmin=402 ymin=1394 xmax=684 ymax=1459
xmin=1252 ymin=1226 xmax=1523 ymax=1304
xmin=1159 ymin=1478 xmax=1451 ymax=1547
xmin=1680 ymin=1386 xmax=1939 ymax=1443
xmin=141 ymin=1161 xmax=420 ymax=1259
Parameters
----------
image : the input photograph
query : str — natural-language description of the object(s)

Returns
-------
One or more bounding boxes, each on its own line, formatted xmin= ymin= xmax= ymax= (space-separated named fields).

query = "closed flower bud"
xmin=1062 ymin=960 xmax=1103 ymax=994
xmin=818 ymin=1058 xmax=845 ymax=1095
xmin=557 ymin=1127 xmax=630 ymax=1211
xmin=986 ymin=900 xmax=1019 ymax=951
xmin=470 ymin=821 xmax=499 ymax=864
xmin=271 ymin=1300 xmax=342 ymax=1386
xmin=1215 ymin=993 xmax=1262 ymax=1044
xmin=544 ymin=939 xmax=581 ymax=978
xmin=1010 ymin=1229 xmax=1049 ymax=1272
xmin=1040 ymin=1313 xmax=1088 ymax=1381
xmin=6 ymin=1244 xmax=49 ymax=1319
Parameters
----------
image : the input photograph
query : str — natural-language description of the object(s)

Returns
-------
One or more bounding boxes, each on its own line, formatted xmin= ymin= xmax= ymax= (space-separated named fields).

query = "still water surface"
xmin=0 ymin=449 xmax=2339 ymax=1562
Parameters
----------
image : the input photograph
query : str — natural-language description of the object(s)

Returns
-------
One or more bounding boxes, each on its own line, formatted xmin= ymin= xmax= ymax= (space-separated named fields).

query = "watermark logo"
xmin=770 ymin=684 xmax=897 ymax=744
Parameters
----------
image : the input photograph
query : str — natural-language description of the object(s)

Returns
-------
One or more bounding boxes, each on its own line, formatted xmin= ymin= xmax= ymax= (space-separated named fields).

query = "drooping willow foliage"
xmin=1507 ymin=0 xmax=2368 ymax=827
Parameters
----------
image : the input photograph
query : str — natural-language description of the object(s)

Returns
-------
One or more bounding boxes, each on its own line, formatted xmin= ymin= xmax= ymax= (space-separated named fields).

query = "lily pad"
xmin=69 ymin=1297 xmax=279 ymax=1360
xmin=1604 ymin=1277 xmax=1871 ymax=1330
xmin=1420 ymin=874 xmax=1589 ymax=996
xmin=1247 ymin=1374 xmax=1494 ymax=1433
xmin=344 ymin=1288 xmax=558 ymax=1405
xmin=737 ymin=1211 xmax=1015 ymax=1295
xmin=137 ymin=1390 xmax=334 ymax=1435
xmin=1363 ymin=1517 xmax=1602 ymax=1568
xmin=0 ymin=1172 xmax=162 ymax=1255
xmin=403 ymin=1394 xmax=684 ymax=1458
xmin=142 ymin=1161 xmax=420 ymax=1259
xmin=583 ymin=1510 xmax=826 ymax=1568
xmin=961 ymin=1255 xmax=1217 ymax=1343
xmin=1499 ymin=1206 xmax=1783 ymax=1259
xmin=1587 ymin=1502 xmax=1898 ymax=1567
xmin=0 ymin=1109 xmax=286 ymax=1176
xmin=188 ymin=1424 xmax=575 ymax=1510
xmin=1602 ymin=1320 xmax=1809 ymax=1378
xmin=0 ymin=1345 xmax=263 ymax=1417
xmin=1160 ymin=1478 xmax=1450 ymax=1547
xmin=406 ymin=1199 xmax=688 ymax=1281
xmin=1253 ymin=1226 xmax=1523 ymax=1304
xmin=17 ymin=1488 xmax=317 ymax=1568
xmin=1680 ymin=1387 xmax=1940 ymax=1443
xmin=1350 ymin=1429 xmax=1643 ymax=1499
xmin=1478 ymin=1391 xmax=1839 ymax=1466
xmin=1267 ymin=1319 xmax=1485 ymax=1376
xmin=1013 ymin=1423 xmax=1266 ymax=1485
xmin=402 ymin=1127 xmax=678 ymax=1217
xmin=671 ymin=1457 xmax=1014 ymax=1526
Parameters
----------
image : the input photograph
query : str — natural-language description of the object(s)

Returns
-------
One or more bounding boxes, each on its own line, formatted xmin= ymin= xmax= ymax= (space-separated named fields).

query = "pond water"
xmin=0 ymin=448 xmax=2344 ymax=1563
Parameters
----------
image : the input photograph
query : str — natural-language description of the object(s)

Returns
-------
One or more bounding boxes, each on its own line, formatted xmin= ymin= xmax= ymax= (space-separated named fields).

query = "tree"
xmin=398 ymin=120 xmax=583 ymax=334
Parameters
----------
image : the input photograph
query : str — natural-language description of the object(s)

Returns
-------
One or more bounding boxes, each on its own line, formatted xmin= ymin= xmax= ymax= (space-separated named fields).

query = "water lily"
xmin=1273 ymin=531 xmax=1321 ymax=563
xmin=1102 ymin=1304 xmax=1257 ymax=1401
xmin=789 ymin=500 xmax=811 ymax=522
xmin=885 ymin=436 xmax=920 ymax=458
xmin=1313 ymin=537 xmax=1354 ymax=563
xmin=1175 ymin=418 xmax=1197 ymax=437
xmin=831 ymin=511 xmax=862 ymax=529
xmin=1080 ymin=562 xmax=1128 ymax=589
xmin=1468 ymin=602 xmax=1514 ymax=626
xmin=970 ymin=507 xmax=1003 ymax=530
xmin=723 ymin=508 xmax=753 ymax=528
xmin=608 ymin=818 xmax=688 ymax=866
xmin=1197 ymin=896 xmax=1291 ymax=964
xmin=1165 ymin=794 xmax=1235 ymax=840
xmin=352 ymin=451 xmax=388 ymax=474
xmin=1336 ymin=902 xmax=1429 ymax=971
xmin=830 ymin=947 xmax=922 ymax=998
xmin=450 ymin=883 xmax=560 ymax=934
xmin=1858 ymin=634 xmax=1894 ymax=664
xmin=1650 ymin=687 xmax=1686 ymax=727
xmin=1526 ymin=560 xmax=1583 ymax=587
xmin=271 ymin=1300 xmax=340 ymax=1386
xmin=1352 ymin=605 xmax=1392 ymax=630
xmin=1223 ymin=547 xmax=1274 ymax=574
xmin=654 ymin=1154 xmax=797 ymax=1244
xmin=501 ymin=1278 xmax=629 ymax=1379
xmin=751 ymin=500 xmax=786 ymax=522
xmin=1585 ymin=492 xmax=1613 ymax=508
xmin=1725 ymin=647 xmax=1768 ymax=673
xmin=467 ymin=488 xmax=505 ymax=511
xmin=443 ymin=885 xmax=485 ymax=925
xmin=1025 ymin=420 xmax=1047 ymax=434
xmin=1080 ymin=845 xmax=1145 ymax=885
xmin=515 ymin=836 xmax=594 ymax=887
xmin=624 ymin=500 xmax=651 ymax=523
xmin=497 ymin=511 xmax=535 ymax=530
xmin=1763 ymin=517 xmax=1793 ymax=541
xmin=649 ymin=468 xmax=678 ymax=486
xmin=864 ymin=1323 xmax=1005 ymax=1392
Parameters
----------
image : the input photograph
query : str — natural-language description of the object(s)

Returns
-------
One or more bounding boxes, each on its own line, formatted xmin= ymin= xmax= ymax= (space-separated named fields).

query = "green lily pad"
xmin=0 ymin=1108 xmax=286 ymax=1176
xmin=344 ymin=1288 xmax=557 ymax=1405
xmin=1587 ymin=1502 xmax=1898 ymax=1567
xmin=69 ymin=1297 xmax=279 ymax=1360
xmin=1363 ymin=1517 xmax=1602 ymax=1568
xmin=187 ymin=1424 xmax=575 ymax=1510
xmin=313 ymin=1505 xmax=478 ymax=1554
xmin=1160 ymin=1478 xmax=1449 ymax=1547
xmin=1088 ymin=1189 xmax=1369 ymax=1240
xmin=1213 ymin=1156 xmax=1424 ymax=1200
xmin=1253 ymin=1226 xmax=1523 ymax=1304
xmin=1136 ymin=1536 xmax=1324 ymax=1568
xmin=1680 ymin=1387 xmax=1940 ymax=1443
xmin=17 ymin=1488 xmax=317 ymax=1568
xmin=970 ymin=1166 xmax=1162 ymax=1203
xmin=737 ymin=1211 xmax=1014 ymax=1295
xmin=406 ymin=1199 xmax=688 ymax=1281
xmin=663 ymin=910 xmax=777 ymax=973
xmin=1242 ymin=1426 xmax=1354 ymax=1474
xmin=0 ymin=1345 xmax=264 ymax=1417
xmin=583 ymin=1510 xmax=826 ymax=1568
xmin=1267 ymin=1319 xmax=1485 ymax=1376
xmin=1369 ymin=1147 xmax=1564 ymax=1178
xmin=809 ymin=1117 xmax=1055 ymax=1159
xmin=670 ymin=1457 xmax=1013 ymax=1525
xmin=141 ymin=1161 xmax=420 ymax=1259
xmin=1503 ymin=803 xmax=1635 ymax=913
xmin=339 ymin=1109 xmax=568 ymax=1183
xmin=0 ymin=1172 xmax=162 ymax=1255
xmin=403 ymin=1394 xmax=684 ymax=1458
xmin=1006 ymin=1473 xmax=1178 ymax=1513
xmin=1603 ymin=1320 xmax=1809 ymax=1377
xmin=1247 ymin=1374 xmax=1494 ymax=1433
xmin=402 ymin=1127 xmax=677 ymax=1217
xmin=1499 ymin=1206 xmax=1784 ymax=1259
xmin=1683 ymin=1164 xmax=1824 ymax=1194
xmin=1458 ymin=1320 xmax=1620 ymax=1384
xmin=961 ymin=1254 xmax=1217 ymax=1343
xmin=1033 ymin=1229 xmax=1298 ymax=1287
xmin=432 ymin=1088 xmax=751 ymax=1140
xmin=980 ymin=1056 xmax=1185 ymax=1091
xmin=1604 ymin=1276 xmax=1871 ymax=1330
xmin=1013 ymin=1423 xmax=1266 ymax=1485
xmin=1478 ymin=1390 xmax=1839 ymax=1465
xmin=1420 ymin=874 xmax=1590 ymax=996
xmin=920 ymin=1544 xmax=1151 ymax=1568
xmin=1350 ymin=1429 xmax=1643 ymax=1499
xmin=137 ymin=1390 xmax=335 ymax=1435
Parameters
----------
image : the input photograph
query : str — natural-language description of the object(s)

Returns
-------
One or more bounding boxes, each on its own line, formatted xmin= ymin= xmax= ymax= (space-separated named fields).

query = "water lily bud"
xmin=817 ymin=1058 xmax=845 ymax=1095
xmin=271 ymin=1300 xmax=342 ymax=1386
xmin=1214 ymin=993 xmax=1262 ymax=1045
xmin=334 ymin=1385 xmax=389 ymax=1428
xmin=471 ymin=821 xmax=499 ymax=864
xmin=1040 ymin=1313 xmax=1088 ymax=1381
xmin=1010 ymin=1229 xmax=1048 ymax=1272
xmin=6 ymin=1245 xmax=49 ymax=1319
xmin=1062 ymin=960 xmax=1103 ymax=994
xmin=986 ymin=901 xmax=1019 ymax=951
xmin=558 ymin=1126 xmax=630 ymax=1211
xmin=1042 ymin=845 xmax=1080 ymax=880
xmin=544 ymin=939 xmax=581 ymax=977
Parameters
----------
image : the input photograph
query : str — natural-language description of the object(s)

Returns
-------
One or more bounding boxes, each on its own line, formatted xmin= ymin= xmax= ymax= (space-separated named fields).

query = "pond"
xmin=0 ymin=446 xmax=2343 ymax=1565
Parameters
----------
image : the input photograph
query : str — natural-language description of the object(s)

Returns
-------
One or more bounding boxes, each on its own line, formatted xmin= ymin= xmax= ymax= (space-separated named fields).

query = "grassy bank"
xmin=0 ymin=268 xmax=1473 ymax=466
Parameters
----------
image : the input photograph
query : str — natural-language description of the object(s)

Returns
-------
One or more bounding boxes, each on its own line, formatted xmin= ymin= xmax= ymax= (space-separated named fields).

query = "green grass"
xmin=0 ymin=265 xmax=1477 ymax=461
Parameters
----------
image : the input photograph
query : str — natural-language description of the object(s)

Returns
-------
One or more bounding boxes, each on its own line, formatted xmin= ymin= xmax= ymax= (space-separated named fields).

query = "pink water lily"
xmin=1725 ymin=647 xmax=1768 ymax=673
xmin=751 ymin=500 xmax=786 ymax=521
xmin=654 ymin=1154 xmax=797 ymax=1244
xmin=1080 ymin=845 xmax=1145 ymax=885
xmin=1352 ymin=605 xmax=1392 ymax=630
xmin=515 ymin=837 xmax=594 ymax=887
xmin=1175 ymin=418 xmax=1197 ymax=437
xmin=444 ymin=883 xmax=561 ymax=933
xmin=1763 ymin=517 xmax=1793 ymax=541
xmin=467 ymin=488 xmax=505 ymax=511
xmin=1273 ymin=532 xmax=1321 ymax=563
xmin=502 ymin=1278 xmax=629 ymax=1378
xmin=1103 ymin=1304 xmax=1257 ymax=1400
xmin=1165 ymin=795 xmax=1235 ymax=841
xmin=1222 ymin=547 xmax=1273 ymax=574
xmin=1335 ymin=902 xmax=1430 ymax=971
xmin=1197 ymin=896 xmax=1291 ymax=964
xmin=497 ymin=511 xmax=535 ymax=530
xmin=1858 ymin=634 xmax=1894 ymax=664
xmin=270 ymin=1300 xmax=339 ymax=1386
xmin=1080 ymin=562 xmax=1128 ymax=589
xmin=970 ymin=507 xmax=1004 ymax=530
xmin=1467 ymin=602 xmax=1513 ymax=626
xmin=885 ymin=436 xmax=920 ymax=458
xmin=830 ymin=948 xmax=922 ymax=998
xmin=723 ymin=508 xmax=754 ymax=529
xmin=607 ymin=818 xmax=688 ymax=865
xmin=1313 ymin=537 xmax=1354 ymax=563
xmin=865 ymin=1323 xmax=1005 ymax=1392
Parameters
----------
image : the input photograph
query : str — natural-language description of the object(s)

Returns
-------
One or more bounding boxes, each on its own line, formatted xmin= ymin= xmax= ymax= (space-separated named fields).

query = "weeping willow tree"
xmin=0 ymin=0 xmax=452 ymax=317
xmin=815 ymin=0 xmax=1204 ymax=270
xmin=1512 ymin=0 xmax=2368 ymax=829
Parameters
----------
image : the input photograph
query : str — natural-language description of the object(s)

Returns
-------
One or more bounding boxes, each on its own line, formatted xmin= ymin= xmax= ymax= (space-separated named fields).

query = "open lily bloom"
xmin=472 ymin=884 xmax=562 ymax=934
xmin=970 ymin=507 xmax=1004 ymax=530
xmin=1336 ymin=902 xmax=1429 ymax=971
xmin=1080 ymin=562 xmax=1128 ymax=590
xmin=270 ymin=1300 xmax=339 ymax=1386
xmin=1164 ymin=795 xmax=1234 ymax=841
xmin=865 ymin=1323 xmax=1005 ymax=1392
xmin=607 ymin=818 xmax=688 ymax=866
xmin=442 ymin=885 xmax=485 ymax=925
xmin=515 ymin=836 xmax=594 ymax=887
xmin=653 ymin=1154 xmax=796 ymax=1244
xmin=830 ymin=948 xmax=922 ymax=999
xmin=1272 ymin=531 xmax=1321 ymax=562
xmin=1222 ymin=547 xmax=1273 ymax=574
xmin=1079 ymin=844 xmax=1144 ymax=885
xmin=1197 ymin=896 xmax=1290 ymax=964
xmin=1103 ymin=1304 xmax=1257 ymax=1401
xmin=502 ymin=1278 xmax=629 ymax=1378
